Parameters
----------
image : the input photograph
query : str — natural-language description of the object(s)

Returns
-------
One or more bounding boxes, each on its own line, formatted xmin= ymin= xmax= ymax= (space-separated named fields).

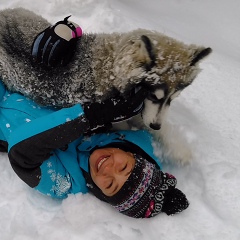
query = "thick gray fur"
xmin=0 ymin=8 xmax=211 ymax=107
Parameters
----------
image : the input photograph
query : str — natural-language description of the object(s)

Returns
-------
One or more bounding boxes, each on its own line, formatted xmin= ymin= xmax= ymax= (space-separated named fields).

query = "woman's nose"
xmin=102 ymin=159 xmax=114 ymax=175
xmin=101 ymin=160 xmax=123 ymax=176
xmin=105 ymin=163 xmax=123 ymax=175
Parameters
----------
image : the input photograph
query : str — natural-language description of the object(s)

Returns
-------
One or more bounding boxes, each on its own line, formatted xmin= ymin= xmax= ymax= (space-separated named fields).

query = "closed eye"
xmin=147 ymin=88 xmax=166 ymax=103
xmin=148 ymin=93 xmax=159 ymax=101
xmin=121 ymin=164 xmax=127 ymax=172
xmin=106 ymin=181 xmax=113 ymax=189
xmin=147 ymin=93 xmax=164 ymax=104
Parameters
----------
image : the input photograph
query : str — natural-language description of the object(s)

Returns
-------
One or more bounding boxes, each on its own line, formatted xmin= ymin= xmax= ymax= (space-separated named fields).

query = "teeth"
xmin=97 ymin=157 xmax=108 ymax=170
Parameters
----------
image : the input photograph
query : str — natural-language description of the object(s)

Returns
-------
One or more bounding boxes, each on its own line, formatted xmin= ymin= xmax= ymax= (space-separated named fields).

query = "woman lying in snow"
xmin=0 ymin=16 xmax=189 ymax=218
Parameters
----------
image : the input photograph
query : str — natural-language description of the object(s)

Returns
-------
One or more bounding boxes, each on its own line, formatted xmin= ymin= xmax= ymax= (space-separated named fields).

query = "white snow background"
xmin=0 ymin=0 xmax=240 ymax=239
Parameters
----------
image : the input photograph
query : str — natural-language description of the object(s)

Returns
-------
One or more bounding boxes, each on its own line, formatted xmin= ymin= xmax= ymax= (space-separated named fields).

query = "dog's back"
xmin=0 ymin=8 xmax=121 ymax=106
xmin=0 ymin=8 xmax=100 ymax=107
xmin=0 ymin=8 xmax=55 ymax=104
xmin=0 ymin=8 xmax=211 ymax=110
xmin=0 ymin=8 xmax=49 ymax=58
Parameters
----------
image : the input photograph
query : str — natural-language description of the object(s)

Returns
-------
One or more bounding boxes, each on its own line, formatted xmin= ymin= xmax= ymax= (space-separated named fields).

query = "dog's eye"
xmin=147 ymin=88 xmax=165 ymax=102
xmin=148 ymin=93 xmax=158 ymax=101
xmin=147 ymin=93 xmax=164 ymax=103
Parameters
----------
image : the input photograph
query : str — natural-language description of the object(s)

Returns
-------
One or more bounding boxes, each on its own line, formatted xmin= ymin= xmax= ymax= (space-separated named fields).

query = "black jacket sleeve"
xmin=8 ymin=112 xmax=90 ymax=188
xmin=0 ymin=140 xmax=8 ymax=152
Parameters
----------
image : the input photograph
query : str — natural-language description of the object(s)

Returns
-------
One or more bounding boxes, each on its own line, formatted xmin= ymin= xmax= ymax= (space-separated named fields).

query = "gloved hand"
xmin=161 ymin=188 xmax=189 ymax=215
xmin=84 ymin=87 xmax=149 ymax=130
xmin=31 ymin=16 xmax=82 ymax=68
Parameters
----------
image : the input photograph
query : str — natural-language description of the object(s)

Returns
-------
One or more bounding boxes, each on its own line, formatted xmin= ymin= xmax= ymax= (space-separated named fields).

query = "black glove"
xmin=31 ymin=16 xmax=82 ymax=68
xmin=84 ymin=87 xmax=148 ymax=129
xmin=162 ymin=188 xmax=189 ymax=215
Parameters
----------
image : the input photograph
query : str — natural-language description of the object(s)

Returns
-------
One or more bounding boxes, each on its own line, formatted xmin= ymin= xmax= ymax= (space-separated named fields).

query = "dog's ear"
xmin=190 ymin=47 xmax=212 ymax=66
xmin=141 ymin=35 xmax=156 ymax=71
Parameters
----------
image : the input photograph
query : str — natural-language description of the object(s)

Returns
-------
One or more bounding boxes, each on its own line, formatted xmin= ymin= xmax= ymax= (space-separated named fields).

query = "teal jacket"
xmin=0 ymin=80 xmax=162 ymax=199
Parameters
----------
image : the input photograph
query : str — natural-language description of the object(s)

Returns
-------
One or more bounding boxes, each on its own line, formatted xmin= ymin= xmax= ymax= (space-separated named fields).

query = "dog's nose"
xmin=149 ymin=123 xmax=161 ymax=130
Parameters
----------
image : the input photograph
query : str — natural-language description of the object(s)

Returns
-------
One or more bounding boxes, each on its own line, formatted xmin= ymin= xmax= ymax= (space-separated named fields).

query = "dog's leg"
xmin=155 ymin=119 xmax=193 ymax=165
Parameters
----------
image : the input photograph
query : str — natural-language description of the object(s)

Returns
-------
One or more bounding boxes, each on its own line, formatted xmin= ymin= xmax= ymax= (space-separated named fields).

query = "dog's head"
xmin=140 ymin=36 xmax=212 ymax=130
xmin=111 ymin=29 xmax=211 ymax=130
xmin=112 ymin=29 xmax=210 ymax=92
xmin=141 ymin=82 xmax=186 ymax=130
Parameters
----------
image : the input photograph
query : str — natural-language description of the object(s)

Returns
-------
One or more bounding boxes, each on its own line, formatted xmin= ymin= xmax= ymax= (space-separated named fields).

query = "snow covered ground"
xmin=0 ymin=0 xmax=240 ymax=239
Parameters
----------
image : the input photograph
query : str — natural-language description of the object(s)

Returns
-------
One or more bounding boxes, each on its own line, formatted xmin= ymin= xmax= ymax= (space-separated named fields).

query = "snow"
xmin=0 ymin=0 xmax=240 ymax=239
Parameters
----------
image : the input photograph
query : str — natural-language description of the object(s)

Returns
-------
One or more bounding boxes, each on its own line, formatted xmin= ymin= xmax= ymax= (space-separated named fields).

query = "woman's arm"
xmin=8 ymin=104 xmax=89 ymax=188
xmin=7 ymin=89 xmax=148 ymax=194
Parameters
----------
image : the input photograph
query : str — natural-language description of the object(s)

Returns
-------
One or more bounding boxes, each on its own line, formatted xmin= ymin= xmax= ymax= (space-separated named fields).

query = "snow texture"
xmin=0 ymin=0 xmax=240 ymax=239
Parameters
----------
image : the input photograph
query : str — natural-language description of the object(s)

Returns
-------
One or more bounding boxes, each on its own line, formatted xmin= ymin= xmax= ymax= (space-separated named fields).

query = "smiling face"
xmin=89 ymin=148 xmax=136 ymax=196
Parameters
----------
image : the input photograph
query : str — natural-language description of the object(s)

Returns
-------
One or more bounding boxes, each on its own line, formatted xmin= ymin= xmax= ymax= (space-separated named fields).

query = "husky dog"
xmin=0 ymin=8 xmax=211 ymax=162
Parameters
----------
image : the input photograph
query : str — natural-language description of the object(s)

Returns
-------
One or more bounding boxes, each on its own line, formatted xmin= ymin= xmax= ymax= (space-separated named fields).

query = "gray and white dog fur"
xmin=0 ymin=8 xmax=212 ymax=163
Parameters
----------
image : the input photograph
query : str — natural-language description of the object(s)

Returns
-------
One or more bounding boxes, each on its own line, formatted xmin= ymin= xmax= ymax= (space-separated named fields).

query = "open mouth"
xmin=96 ymin=155 xmax=110 ymax=171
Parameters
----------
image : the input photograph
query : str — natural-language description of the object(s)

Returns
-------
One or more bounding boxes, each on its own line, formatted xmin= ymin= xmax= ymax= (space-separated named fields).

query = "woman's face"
xmin=89 ymin=148 xmax=135 ymax=196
